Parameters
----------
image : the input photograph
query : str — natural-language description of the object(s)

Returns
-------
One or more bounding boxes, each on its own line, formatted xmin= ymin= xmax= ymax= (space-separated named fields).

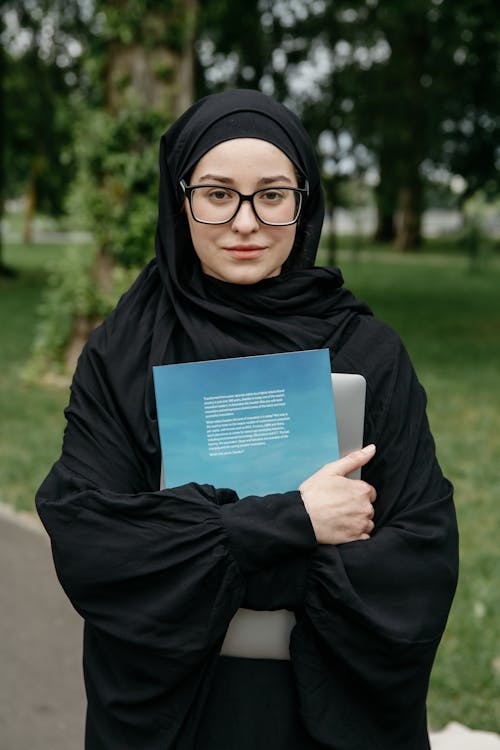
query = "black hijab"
xmin=94 ymin=89 xmax=372 ymax=485
xmin=148 ymin=88 xmax=371 ymax=364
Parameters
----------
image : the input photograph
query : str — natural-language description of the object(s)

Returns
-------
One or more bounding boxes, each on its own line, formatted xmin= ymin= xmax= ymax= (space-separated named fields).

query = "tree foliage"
xmin=72 ymin=0 xmax=196 ymax=269
xmin=29 ymin=0 xmax=197 ymax=372
xmin=424 ymin=0 xmax=500 ymax=200
xmin=1 ymin=1 xmax=91 ymax=228
xmin=198 ymin=0 xmax=500 ymax=249
xmin=9 ymin=0 xmax=500 ymax=367
xmin=2 ymin=49 xmax=75 ymax=217
xmin=72 ymin=107 xmax=165 ymax=267
xmin=7 ymin=0 xmax=500 ymax=253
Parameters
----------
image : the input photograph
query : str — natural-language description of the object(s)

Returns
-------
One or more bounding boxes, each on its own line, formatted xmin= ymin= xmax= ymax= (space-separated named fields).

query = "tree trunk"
xmin=373 ymin=150 xmax=398 ymax=244
xmin=395 ymin=182 xmax=423 ymax=250
xmin=379 ymin=12 xmax=427 ymax=252
xmin=65 ymin=315 xmax=100 ymax=374
xmin=22 ymin=154 xmax=45 ymax=244
xmin=106 ymin=2 xmax=197 ymax=116
xmin=23 ymin=174 xmax=37 ymax=244
xmin=374 ymin=204 xmax=396 ymax=243
xmin=92 ymin=248 xmax=116 ymax=297
xmin=0 ymin=194 xmax=16 ymax=276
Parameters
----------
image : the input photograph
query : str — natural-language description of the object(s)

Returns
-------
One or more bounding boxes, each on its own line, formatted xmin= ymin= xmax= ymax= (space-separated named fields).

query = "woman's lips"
xmin=225 ymin=245 xmax=266 ymax=258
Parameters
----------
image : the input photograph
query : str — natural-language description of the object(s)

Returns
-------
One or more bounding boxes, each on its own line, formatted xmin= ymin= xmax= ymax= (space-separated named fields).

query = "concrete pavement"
xmin=0 ymin=505 xmax=85 ymax=750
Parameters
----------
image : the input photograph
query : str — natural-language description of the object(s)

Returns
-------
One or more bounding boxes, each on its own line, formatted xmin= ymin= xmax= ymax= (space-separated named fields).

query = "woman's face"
xmin=185 ymin=138 xmax=299 ymax=285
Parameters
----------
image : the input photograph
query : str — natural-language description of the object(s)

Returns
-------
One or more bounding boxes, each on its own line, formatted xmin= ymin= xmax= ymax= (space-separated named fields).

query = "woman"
xmin=36 ymin=89 xmax=458 ymax=750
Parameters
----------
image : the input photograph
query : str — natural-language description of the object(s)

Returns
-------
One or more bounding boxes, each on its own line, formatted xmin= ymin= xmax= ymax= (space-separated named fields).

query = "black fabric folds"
xmin=36 ymin=89 xmax=458 ymax=749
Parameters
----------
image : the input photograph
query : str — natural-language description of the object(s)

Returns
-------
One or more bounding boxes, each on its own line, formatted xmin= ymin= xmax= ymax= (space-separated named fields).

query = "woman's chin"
xmin=202 ymin=262 xmax=282 ymax=286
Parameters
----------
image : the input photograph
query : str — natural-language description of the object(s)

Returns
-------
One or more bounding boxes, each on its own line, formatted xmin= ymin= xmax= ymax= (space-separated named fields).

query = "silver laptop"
xmin=220 ymin=372 xmax=366 ymax=660
xmin=331 ymin=372 xmax=367 ymax=478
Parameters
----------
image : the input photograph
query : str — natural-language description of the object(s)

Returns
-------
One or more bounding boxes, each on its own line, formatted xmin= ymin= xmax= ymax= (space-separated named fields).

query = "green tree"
xmin=32 ymin=0 xmax=199 ymax=372
xmin=425 ymin=0 xmax=500 ymax=201
xmin=3 ymin=49 xmax=77 ymax=241
xmin=199 ymin=1 xmax=500 ymax=250
xmin=196 ymin=0 xmax=272 ymax=95
xmin=1 ymin=1 xmax=89 ymax=244
xmin=76 ymin=0 xmax=197 ymax=267
xmin=296 ymin=0 xmax=500 ymax=248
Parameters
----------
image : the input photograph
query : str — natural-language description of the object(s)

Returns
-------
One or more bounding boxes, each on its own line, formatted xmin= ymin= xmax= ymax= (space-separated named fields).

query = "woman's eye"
xmin=261 ymin=190 xmax=284 ymax=202
xmin=208 ymin=189 xmax=231 ymax=201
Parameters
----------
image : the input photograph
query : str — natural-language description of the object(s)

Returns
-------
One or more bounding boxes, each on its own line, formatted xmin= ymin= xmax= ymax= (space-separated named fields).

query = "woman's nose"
xmin=231 ymin=200 xmax=260 ymax=232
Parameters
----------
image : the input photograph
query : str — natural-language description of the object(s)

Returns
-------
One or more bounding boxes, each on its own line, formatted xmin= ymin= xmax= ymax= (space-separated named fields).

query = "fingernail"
xmin=361 ymin=444 xmax=376 ymax=454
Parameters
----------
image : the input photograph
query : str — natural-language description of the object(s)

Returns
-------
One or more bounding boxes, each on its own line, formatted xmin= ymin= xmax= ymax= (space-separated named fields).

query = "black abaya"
xmin=36 ymin=89 xmax=458 ymax=749
xmin=195 ymin=657 xmax=324 ymax=749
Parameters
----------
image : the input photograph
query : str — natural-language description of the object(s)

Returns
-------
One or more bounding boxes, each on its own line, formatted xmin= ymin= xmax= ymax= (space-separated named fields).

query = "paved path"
xmin=0 ymin=507 xmax=85 ymax=750
xmin=1 ymin=506 xmax=499 ymax=750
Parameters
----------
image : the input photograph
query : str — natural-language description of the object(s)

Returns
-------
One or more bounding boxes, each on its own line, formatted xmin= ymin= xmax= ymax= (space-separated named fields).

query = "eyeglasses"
xmin=180 ymin=179 xmax=309 ymax=226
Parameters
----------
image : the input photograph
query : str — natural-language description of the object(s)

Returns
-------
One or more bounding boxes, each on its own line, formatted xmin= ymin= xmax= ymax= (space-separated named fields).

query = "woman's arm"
xmin=35 ymin=327 xmax=317 ymax=746
xmin=290 ymin=336 xmax=459 ymax=749
xmin=240 ymin=446 xmax=378 ymax=611
xmin=38 ymin=338 xmax=317 ymax=639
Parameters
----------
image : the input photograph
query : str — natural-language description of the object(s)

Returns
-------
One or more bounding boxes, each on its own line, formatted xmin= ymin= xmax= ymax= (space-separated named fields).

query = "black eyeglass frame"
xmin=179 ymin=178 xmax=309 ymax=226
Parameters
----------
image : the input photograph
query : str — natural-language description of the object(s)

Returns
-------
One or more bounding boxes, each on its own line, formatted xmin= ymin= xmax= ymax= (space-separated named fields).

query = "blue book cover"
xmin=153 ymin=348 xmax=339 ymax=498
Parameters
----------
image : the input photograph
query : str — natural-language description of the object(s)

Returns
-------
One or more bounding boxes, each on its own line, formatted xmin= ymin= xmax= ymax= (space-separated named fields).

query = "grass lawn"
xmin=328 ymin=246 xmax=500 ymax=734
xmin=1 ymin=239 xmax=499 ymax=733
xmin=0 ymin=243 xmax=77 ymax=511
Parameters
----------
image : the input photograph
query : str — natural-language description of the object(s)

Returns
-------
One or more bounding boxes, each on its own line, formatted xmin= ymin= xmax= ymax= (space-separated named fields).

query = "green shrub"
xmin=29 ymin=246 xmax=140 ymax=373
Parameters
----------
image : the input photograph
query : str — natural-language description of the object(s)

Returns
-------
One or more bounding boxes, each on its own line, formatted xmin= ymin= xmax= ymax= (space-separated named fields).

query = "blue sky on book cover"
xmin=153 ymin=348 xmax=339 ymax=498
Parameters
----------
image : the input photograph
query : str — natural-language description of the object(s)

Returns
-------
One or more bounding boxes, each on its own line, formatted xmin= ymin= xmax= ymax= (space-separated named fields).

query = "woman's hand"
xmin=299 ymin=444 xmax=377 ymax=545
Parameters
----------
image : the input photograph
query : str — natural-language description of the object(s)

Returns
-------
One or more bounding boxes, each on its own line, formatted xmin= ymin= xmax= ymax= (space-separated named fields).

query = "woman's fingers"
xmin=324 ymin=444 xmax=376 ymax=478
xmin=299 ymin=444 xmax=378 ymax=545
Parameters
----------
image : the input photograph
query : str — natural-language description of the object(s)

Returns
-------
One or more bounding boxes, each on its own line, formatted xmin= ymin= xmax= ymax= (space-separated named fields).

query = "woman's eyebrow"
xmin=196 ymin=174 xmax=234 ymax=183
xmin=258 ymin=175 xmax=293 ymax=185
xmin=195 ymin=174 xmax=293 ymax=185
